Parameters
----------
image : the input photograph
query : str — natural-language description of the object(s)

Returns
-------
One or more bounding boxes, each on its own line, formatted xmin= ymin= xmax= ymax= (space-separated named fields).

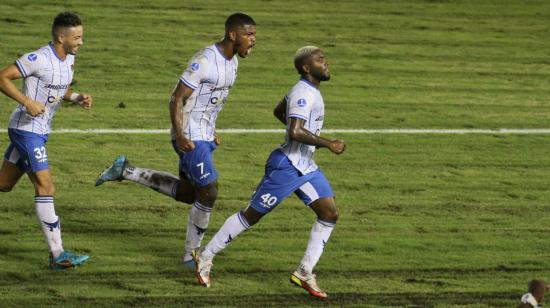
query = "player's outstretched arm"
xmin=288 ymin=117 xmax=345 ymax=155
xmin=0 ymin=64 xmax=45 ymax=116
xmin=170 ymin=82 xmax=195 ymax=152
xmin=273 ymin=97 xmax=287 ymax=125
xmin=64 ymin=89 xmax=93 ymax=109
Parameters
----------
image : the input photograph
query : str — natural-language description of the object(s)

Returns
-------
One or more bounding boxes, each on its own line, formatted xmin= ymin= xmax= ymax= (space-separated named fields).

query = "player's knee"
xmin=197 ymin=184 xmax=218 ymax=206
xmin=242 ymin=208 xmax=264 ymax=226
xmin=0 ymin=183 xmax=14 ymax=192
xmin=320 ymin=207 xmax=339 ymax=222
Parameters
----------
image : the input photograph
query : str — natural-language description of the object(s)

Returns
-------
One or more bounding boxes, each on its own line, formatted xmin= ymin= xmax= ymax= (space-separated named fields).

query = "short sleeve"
xmin=287 ymin=90 xmax=315 ymax=121
xmin=179 ymin=53 xmax=209 ymax=90
xmin=15 ymin=51 xmax=45 ymax=78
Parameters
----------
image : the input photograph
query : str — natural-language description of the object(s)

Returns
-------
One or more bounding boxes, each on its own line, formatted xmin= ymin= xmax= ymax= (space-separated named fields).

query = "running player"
xmin=193 ymin=46 xmax=345 ymax=299
xmin=95 ymin=13 xmax=256 ymax=268
xmin=0 ymin=12 xmax=92 ymax=269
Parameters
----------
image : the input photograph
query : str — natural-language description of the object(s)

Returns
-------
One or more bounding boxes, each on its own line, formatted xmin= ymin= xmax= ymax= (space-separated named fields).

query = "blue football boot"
xmin=95 ymin=155 xmax=127 ymax=186
xmin=50 ymin=251 xmax=90 ymax=270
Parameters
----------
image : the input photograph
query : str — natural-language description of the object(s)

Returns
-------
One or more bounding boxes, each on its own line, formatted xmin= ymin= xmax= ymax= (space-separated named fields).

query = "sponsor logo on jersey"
xmin=190 ymin=62 xmax=200 ymax=71
xmin=210 ymin=85 xmax=232 ymax=91
xmin=47 ymin=95 xmax=63 ymax=104
xmin=44 ymin=84 xmax=70 ymax=90
xmin=28 ymin=53 xmax=38 ymax=62
xmin=315 ymin=115 xmax=324 ymax=121
xmin=297 ymin=98 xmax=307 ymax=107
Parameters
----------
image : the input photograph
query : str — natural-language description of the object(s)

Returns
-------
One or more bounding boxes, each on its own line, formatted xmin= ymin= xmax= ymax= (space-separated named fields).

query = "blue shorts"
xmin=248 ymin=149 xmax=334 ymax=214
xmin=4 ymin=128 xmax=49 ymax=172
xmin=172 ymin=140 xmax=218 ymax=187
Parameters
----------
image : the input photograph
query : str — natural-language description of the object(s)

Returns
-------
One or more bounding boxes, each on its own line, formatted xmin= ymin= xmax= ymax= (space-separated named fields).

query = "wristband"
xmin=521 ymin=292 xmax=539 ymax=307
xmin=69 ymin=92 xmax=81 ymax=103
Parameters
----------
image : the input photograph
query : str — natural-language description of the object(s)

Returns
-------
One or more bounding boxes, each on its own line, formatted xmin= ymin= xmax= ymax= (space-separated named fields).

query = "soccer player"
xmin=193 ymin=46 xmax=345 ymax=299
xmin=95 ymin=13 xmax=256 ymax=268
xmin=0 ymin=12 xmax=92 ymax=269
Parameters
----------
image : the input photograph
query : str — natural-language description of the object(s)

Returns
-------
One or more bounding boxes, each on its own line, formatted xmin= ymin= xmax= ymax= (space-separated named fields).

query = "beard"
xmin=314 ymin=71 xmax=330 ymax=81
xmin=65 ymin=45 xmax=79 ymax=55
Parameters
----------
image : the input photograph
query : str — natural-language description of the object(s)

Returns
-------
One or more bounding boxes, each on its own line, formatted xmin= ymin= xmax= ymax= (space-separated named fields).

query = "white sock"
xmin=202 ymin=211 xmax=250 ymax=260
xmin=122 ymin=166 xmax=179 ymax=198
xmin=183 ymin=201 xmax=212 ymax=261
xmin=298 ymin=219 xmax=335 ymax=274
xmin=35 ymin=196 xmax=63 ymax=258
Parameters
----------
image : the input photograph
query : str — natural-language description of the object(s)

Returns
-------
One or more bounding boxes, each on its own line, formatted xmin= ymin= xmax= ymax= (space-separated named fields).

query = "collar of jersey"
xmin=214 ymin=43 xmax=233 ymax=61
xmin=300 ymin=78 xmax=320 ymax=92
xmin=48 ymin=42 xmax=65 ymax=62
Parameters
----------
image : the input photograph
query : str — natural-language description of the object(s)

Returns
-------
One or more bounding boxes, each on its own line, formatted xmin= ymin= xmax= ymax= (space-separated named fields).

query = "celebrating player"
xmin=0 ymin=12 xmax=92 ymax=269
xmin=193 ymin=46 xmax=345 ymax=299
xmin=95 ymin=13 xmax=256 ymax=268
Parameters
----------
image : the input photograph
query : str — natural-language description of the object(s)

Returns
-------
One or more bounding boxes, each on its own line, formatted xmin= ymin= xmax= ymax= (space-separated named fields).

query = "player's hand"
xmin=328 ymin=139 xmax=346 ymax=155
xmin=176 ymin=136 xmax=195 ymax=153
xmin=24 ymin=99 xmax=45 ymax=117
xmin=214 ymin=133 xmax=221 ymax=146
xmin=77 ymin=93 xmax=93 ymax=109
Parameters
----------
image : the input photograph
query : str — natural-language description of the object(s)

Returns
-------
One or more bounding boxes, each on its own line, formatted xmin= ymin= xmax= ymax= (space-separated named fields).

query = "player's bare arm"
xmin=0 ymin=64 xmax=45 ymax=116
xmin=170 ymin=82 xmax=195 ymax=152
xmin=63 ymin=89 xmax=93 ymax=109
xmin=273 ymin=97 xmax=287 ymax=125
xmin=288 ymin=117 xmax=345 ymax=155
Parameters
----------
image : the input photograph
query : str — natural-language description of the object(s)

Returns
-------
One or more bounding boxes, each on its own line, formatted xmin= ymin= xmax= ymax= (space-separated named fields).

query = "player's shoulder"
xmin=189 ymin=46 xmax=215 ymax=66
xmin=194 ymin=45 xmax=217 ymax=60
xmin=17 ymin=45 xmax=50 ymax=68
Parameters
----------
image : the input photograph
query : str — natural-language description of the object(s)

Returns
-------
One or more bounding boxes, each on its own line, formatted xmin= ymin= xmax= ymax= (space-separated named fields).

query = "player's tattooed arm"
xmin=0 ymin=64 xmax=45 ymax=116
xmin=170 ymin=82 xmax=195 ymax=152
xmin=288 ymin=117 xmax=346 ymax=155
xmin=273 ymin=97 xmax=287 ymax=125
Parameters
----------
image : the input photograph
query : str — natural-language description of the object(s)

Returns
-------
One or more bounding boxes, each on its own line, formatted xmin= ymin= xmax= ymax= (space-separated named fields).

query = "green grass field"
xmin=1 ymin=0 xmax=550 ymax=307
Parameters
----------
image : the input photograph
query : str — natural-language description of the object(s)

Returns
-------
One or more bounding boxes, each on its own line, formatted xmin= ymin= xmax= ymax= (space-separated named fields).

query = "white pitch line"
xmin=2 ymin=128 xmax=550 ymax=134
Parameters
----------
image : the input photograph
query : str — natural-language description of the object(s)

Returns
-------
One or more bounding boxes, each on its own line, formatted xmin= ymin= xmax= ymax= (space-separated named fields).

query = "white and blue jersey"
xmin=171 ymin=43 xmax=238 ymax=142
xmin=9 ymin=42 xmax=75 ymax=135
xmin=280 ymin=78 xmax=325 ymax=175
xmin=247 ymin=79 xmax=333 ymax=214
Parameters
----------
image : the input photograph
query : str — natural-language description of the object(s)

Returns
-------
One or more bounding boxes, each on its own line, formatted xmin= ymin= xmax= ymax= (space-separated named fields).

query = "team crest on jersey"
xmin=190 ymin=62 xmax=200 ymax=71
xmin=28 ymin=54 xmax=38 ymax=62
xmin=297 ymin=98 xmax=307 ymax=107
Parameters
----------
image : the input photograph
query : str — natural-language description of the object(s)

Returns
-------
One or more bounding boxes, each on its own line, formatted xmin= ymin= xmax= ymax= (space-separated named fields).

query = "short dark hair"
xmin=225 ymin=13 xmax=255 ymax=32
xmin=51 ymin=12 xmax=81 ymax=38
